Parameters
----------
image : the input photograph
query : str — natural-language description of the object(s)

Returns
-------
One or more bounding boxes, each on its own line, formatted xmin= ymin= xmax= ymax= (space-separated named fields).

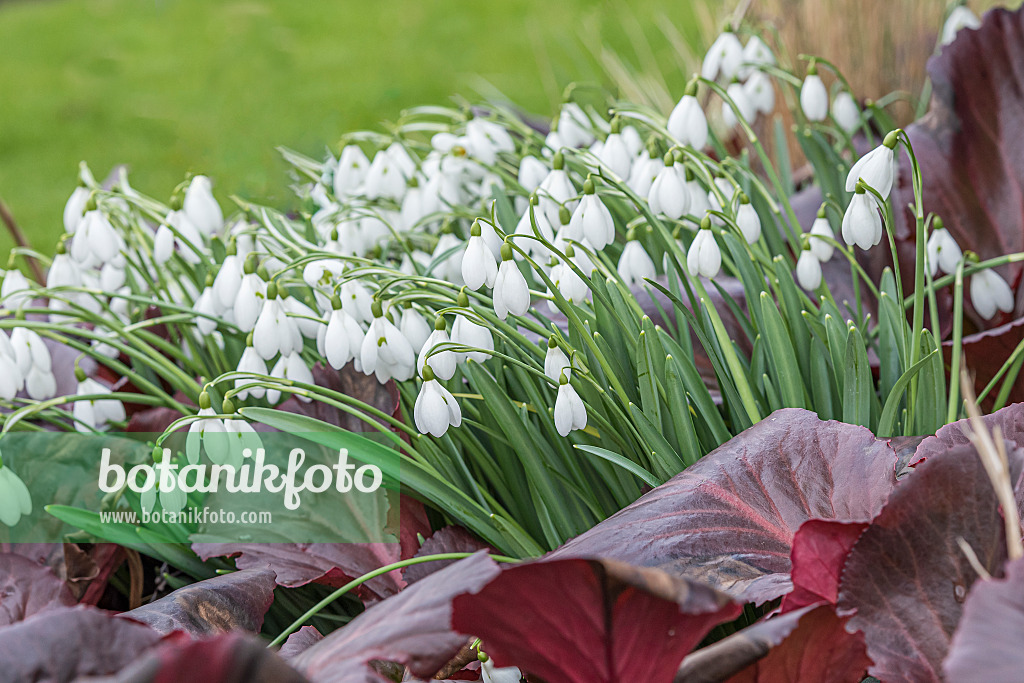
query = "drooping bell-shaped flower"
xmin=480 ymin=657 xmax=523 ymax=683
xmin=743 ymin=71 xmax=775 ymax=115
xmin=221 ymin=401 xmax=261 ymax=470
xmin=538 ymin=152 xmax=578 ymax=227
xmin=493 ymin=243 xmax=530 ymax=320
xmin=550 ymin=244 xmax=591 ymax=305
xmin=514 ymin=196 xmax=555 ymax=262
xmin=518 ymin=156 xmax=549 ymax=194
xmin=845 ymin=132 xmax=898 ymax=199
xmin=568 ymin=178 xmax=615 ymax=250
xmin=413 ymin=366 xmax=462 ymax=438
xmin=214 ymin=240 xmax=244 ymax=310
xmin=418 ymin=317 xmax=457 ymax=381
xmin=11 ymin=327 xmax=55 ymax=400
xmin=808 ymin=206 xmax=836 ymax=262
xmin=72 ymin=366 xmax=126 ymax=432
xmin=667 ymin=86 xmax=709 ymax=150
xmin=451 ymin=293 xmax=493 ymax=363
xmin=800 ymin=62 xmax=828 ymax=122
xmin=596 ymin=118 xmax=632 ymax=179
xmin=466 ymin=118 xmax=515 ymax=166
xmin=1 ymin=269 xmax=32 ymax=309
xmin=971 ymin=268 xmax=1015 ymax=320
xmin=322 ymin=296 xmax=361 ymax=370
xmin=618 ymin=234 xmax=657 ymax=288
xmin=334 ymin=144 xmax=370 ymax=198
xmin=0 ymin=331 xmax=23 ymax=401
xmin=71 ymin=209 xmax=121 ymax=268
xmin=267 ymin=351 xmax=315 ymax=404
xmin=235 ymin=335 xmax=268 ymax=400
xmin=553 ymin=371 xmax=587 ymax=437
xmin=942 ymin=5 xmax=981 ymax=46
xmin=63 ymin=186 xmax=90 ymax=234
xmin=735 ymin=194 xmax=761 ymax=244
xmin=233 ymin=255 xmax=267 ymax=333
xmin=795 ymin=248 xmax=823 ymax=291
xmin=544 ymin=336 xmax=571 ymax=382
xmin=183 ymin=175 xmax=224 ymax=236
xmin=363 ymin=145 xmax=410 ymax=201
xmin=687 ymin=219 xmax=722 ymax=279
xmin=186 ymin=392 xmax=228 ymax=466
xmin=832 ymin=91 xmax=860 ymax=133
xmin=0 ymin=463 xmax=32 ymax=527
xmin=360 ymin=300 xmax=416 ymax=383
xmin=740 ymin=35 xmax=775 ymax=78
xmin=194 ymin=274 xmax=220 ymax=337
xmin=926 ymin=220 xmax=963 ymax=276
xmin=282 ymin=294 xmax=323 ymax=340
xmin=701 ymin=30 xmax=744 ymax=81
xmin=399 ymin=303 xmax=431 ymax=352
xmin=722 ymin=80 xmax=755 ymax=129
xmin=463 ymin=221 xmax=499 ymax=291
xmin=253 ymin=282 xmax=302 ymax=360
xmin=648 ymin=153 xmax=690 ymax=220
xmin=628 ymin=146 xmax=664 ymax=199
xmin=556 ymin=102 xmax=595 ymax=149
xmin=841 ymin=185 xmax=884 ymax=251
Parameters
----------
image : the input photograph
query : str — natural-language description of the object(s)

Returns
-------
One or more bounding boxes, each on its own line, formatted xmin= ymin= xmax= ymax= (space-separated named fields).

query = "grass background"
xmin=0 ymin=0 xmax=706 ymax=252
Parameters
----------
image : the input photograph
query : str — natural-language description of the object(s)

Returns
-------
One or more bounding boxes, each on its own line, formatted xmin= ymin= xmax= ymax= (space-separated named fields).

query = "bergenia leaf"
xmin=0 ymin=552 xmax=75 ymax=626
xmin=549 ymin=409 xmax=898 ymax=604
xmin=778 ymin=520 xmax=867 ymax=614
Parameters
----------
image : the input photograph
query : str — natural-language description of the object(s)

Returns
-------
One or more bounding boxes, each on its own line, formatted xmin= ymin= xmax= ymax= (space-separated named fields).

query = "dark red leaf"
xmin=453 ymin=558 xmax=739 ymax=683
xmin=549 ymin=409 xmax=898 ymax=604
xmin=778 ymin=520 xmax=866 ymax=613
xmin=118 ymin=568 xmax=277 ymax=637
xmin=0 ymin=605 xmax=163 ymax=681
xmin=280 ymin=626 xmax=324 ymax=661
xmin=944 ymin=556 xmax=1024 ymax=682
xmin=952 ymin=316 xmax=1024 ymax=405
xmin=403 ymin=526 xmax=491 ymax=586
xmin=837 ymin=442 xmax=1022 ymax=682
xmin=291 ymin=551 xmax=500 ymax=682
xmin=0 ymin=552 xmax=75 ymax=626
xmin=107 ymin=631 xmax=309 ymax=683
xmin=675 ymin=604 xmax=870 ymax=683
xmin=906 ymin=402 xmax=1024 ymax=469
xmin=277 ymin=363 xmax=400 ymax=433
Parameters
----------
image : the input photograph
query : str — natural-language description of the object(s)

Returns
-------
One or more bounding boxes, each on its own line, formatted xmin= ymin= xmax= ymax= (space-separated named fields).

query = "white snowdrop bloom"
xmin=722 ymin=81 xmax=755 ymax=129
xmin=386 ymin=142 xmax=417 ymax=179
xmin=1 ymin=270 xmax=32 ymax=308
xmin=186 ymin=396 xmax=229 ymax=466
xmin=465 ymin=118 xmax=515 ymax=166
xmin=71 ymin=210 xmax=121 ymax=268
xmin=99 ymin=260 xmax=125 ymax=291
xmin=568 ymin=179 xmax=615 ymax=250
xmin=221 ymin=413 xmax=260 ymax=470
xmin=493 ymin=243 xmax=530 ymax=319
xmin=322 ymin=301 xmax=361 ymax=370
xmin=462 ymin=222 xmax=499 ymax=291
xmin=413 ymin=368 xmax=462 ymax=438
xmin=63 ymin=186 xmax=90 ymax=234
xmin=735 ymin=196 xmax=762 ymax=244
xmin=701 ymin=31 xmax=744 ymax=81
xmin=942 ymin=5 xmax=981 ymax=46
xmin=618 ymin=238 xmax=657 ymax=288
xmin=832 ymin=92 xmax=860 ymax=134
xmin=73 ymin=375 xmax=126 ymax=432
xmin=687 ymin=223 xmax=722 ymax=279
xmin=686 ymin=173 xmax=711 ymax=222
xmin=544 ymin=337 xmax=571 ymax=382
xmin=47 ymin=251 xmax=83 ymax=321
xmin=431 ymin=231 xmax=464 ymax=285
xmin=927 ymin=225 xmax=963 ymax=276
xmin=153 ymin=224 xmax=174 ymax=265
xmin=743 ymin=71 xmax=775 ymax=115
xmin=648 ymin=157 xmax=691 ymax=220
xmin=740 ymin=35 xmax=775 ymax=78
xmin=267 ymin=351 xmax=315 ymax=404
xmin=538 ymin=153 xmax=578 ymax=226
xmin=707 ymin=177 xmax=737 ymax=223
xmin=845 ymin=137 xmax=897 ymax=199
xmin=628 ymin=149 xmax=664 ymax=198
xmin=364 ymin=147 xmax=408 ymax=201
xmin=667 ymin=92 xmax=709 ymax=150
xmin=796 ymin=249 xmax=823 ymax=291
xmin=214 ymin=248 xmax=243 ymax=310
xmin=360 ymin=301 xmax=416 ymax=383
xmin=556 ymin=102 xmax=595 ymax=148
xmin=971 ymin=269 xmax=1015 ymax=320
xmin=480 ymin=659 xmax=523 ymax=683
xmin=418 ymin=318 xmax=457 ymax=381
xmin=233 ymin=267 xmax=267 ymax=333
xmin=254 ymin=284 xmax=301 ymax=360
xmin=518 ymin=156 xmax=549 ymax=193
xmin=809 ymin=210 xmax=836 ymax=262
xmin=235 ymin=342 xmax=268 ymax=400
xmin=309 ymin=182 xmax=331 ymax=210
xmin=194 ymin=286 xmax=220 ymax=336
xmin=399 ymin=179 xmax=431 ymax=231
xmin=399 ymin=304 xmax=432 ymax=352
xmin=11 ymin=328 xmax=55 ymax=400
xmin=0 ymin=465 xmax=32 ymax=527
xmin=283 ymin=294 xmax=322 ymax=339
xmin=0 ymin=353 xmax=20 ymax=400
xmin=183 ymin=175 xmax=223 ymax=236
xmin=514 ymin=199 xmax=555 ymax=262
xmin=597 ymin=121 xmax=632 ymax=179
xmin=334 ymin=144 xmax=370 ymax=198
xmin=451 ymin=309 xmax=493 ymax=364
xmin=800 ymin=70 xmax=829 ymax=122
xmin=621 ymin=125 xmax=643 ymax=156
xmin=553 ymin=372 xmax=587 ymax=437
xmin=550 ymin=253 xmax=590 ymax=306
xmin=841 ymin=188 xmax=883 ymax=251
xmin=339 ymin=279 xmax=375 ymax=324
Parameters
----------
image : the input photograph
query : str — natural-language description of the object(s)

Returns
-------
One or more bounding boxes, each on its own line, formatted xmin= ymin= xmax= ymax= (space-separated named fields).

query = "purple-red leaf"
xmin=0 ymin=552 xmax=75 ymax=626
xmin=550 ymin=409 xmax=898 ymax=604
xmin=837 ymin=442 xmax=1021 ymax=682
xmin=280 ymin=626 xmax=325 ymax=661
xmin=118 ymin=568 xmax=277 ymax=637
xmin=291 ymin=551 xmax=500 ymax=682
xmin=906 ymin=402 xmax=1024 ymax=469
xmin=403 ymin=526 xmax=491 ymax=586
xmin=452 ymin=558 xmax=740 ymax=683
xmin=778 ymin=520 xmax=867 ymax=613
xmin=944 ymin=556 xmax=1024 ymax=682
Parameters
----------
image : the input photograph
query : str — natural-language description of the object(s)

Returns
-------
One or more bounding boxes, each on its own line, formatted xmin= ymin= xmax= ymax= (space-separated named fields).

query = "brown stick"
xmin=124 ymin=549 xmax=145 ymax=610
xmin=0 ymin=196 xmax=45 ymax=283
xmin=434 ymin=639 xmax=476 ymax=679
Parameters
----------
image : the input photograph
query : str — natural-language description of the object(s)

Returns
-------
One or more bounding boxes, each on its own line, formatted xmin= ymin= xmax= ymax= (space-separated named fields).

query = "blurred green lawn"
xmin=0 ymin=0 xmax=703 ymax=252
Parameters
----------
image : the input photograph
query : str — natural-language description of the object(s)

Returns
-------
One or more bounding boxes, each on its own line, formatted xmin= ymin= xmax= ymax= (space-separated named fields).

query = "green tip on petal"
xmin=246 ymin=332 xmax=254 ymax=347
xmin=198 ymin=391 xmax=212 ymax=411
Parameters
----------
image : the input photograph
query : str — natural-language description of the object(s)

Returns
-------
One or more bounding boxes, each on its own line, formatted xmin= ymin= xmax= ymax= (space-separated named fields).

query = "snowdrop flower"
xmin=926 ymin=220 xmax=963 ymax=276
xmin=544 ymin=336 xmax=571 ymax=382
xmin=479 ymin=657 xmax=522 ymax=683
xmin=364 ymin=146 xmax=410 ymax=201
xmin=334 ymin=145 xmax=370 ymax=197
xmin=100 ymin=260 xmax=125 ymax=291
xmin=971 ymin=268 xmax=1014 ymax=320
xmin=194 ymin=280 xmax=220 ymax=336
xmin=550 ymin=244 xmax=591 ymax=305
xmin=360 ymin=300 xmax=416 ymax=382
xmin=466 ymin=118 xmax=515 ymax=166
xmin=707 ymin=176 xmax=737 ymax=223
xmin=493 ymin=243 xmax=530 ymax=319
xmin=451 ymin=296 xmax=493 ymax=363
xmin=339 ymin=278 xmax=375 ymax=324
xmin=221 ymin=405 xmax=260 ymax=470
xmin=11 ymin=327 xmax=55 ymax=400
xmin=568 ymin=178 xmax=615 ymax=250
xmin=832 ymin=92 xmax=860 ymax=134
xmin=0 ymin=464 xmax=31 ymax=527
xmin=154 ymin=209 xmax=203 ymax=266
xmin=267 ymin=351 xmax=315 ymax=404
xmin=0 ymin=332 xmax=21 ymax=401
xmin=183 ymin=175 xmax=223 ymax=236
xmin=283 ymin=294 xmax=323 ymax=340
xmin=808 ymin=206 xmax=836 ymax=261
xmin=740 ymin=35 xmax=775 ymax=78
xmin=648 ymin=155 xmax=690 ymax=220
xmin=213 ymin=241 xmax=243 ymax=309
xmin=596 ymin=118 xmax=632 ymax=179
xmin=47 ymin=247 xmax=83 ymax=321
xmin=735 ymin=194 xmax=761 ymax=244
xmin=685 ymin=169 xmax=711 ymax=222
xmin=73 ymin=368 xmax=126 ymax=432
xmin=413 ymin=366 xmax=462 ymax=438
xmin=942 ymin=5 xmax=981 ymax=46
xmin=399 ymin=303 xmax=431 ymax=352
xmin=71 ymin=209 xmax=121 ymax=267
xmin=514 ymin=197 xmax=555 ymax=262
xmin=800 ymin=63 xmax=828 ymax=122
xmin=418 ymin=317 xmax=457 ymax=381
xmin=253 ymin=283 xmax=302 ymax=360
xmin=722 ymin=80 xmax=755 ymax=129
xmin=463 ymin=221 xmax=499 ymax=290
xmin=235 ymin=336 xmax=268 ymax=400
xmin=432 ymin=231 xmax=465 ymax=286
xmin=842 ymin=185 xmax=883 ymax=251
xmin=63 ymin=186 xmax=90 ymax=234
xmin=140 ymin=448 xmax=186 ymax=514
xmin=743 ymin=71 xmax=775 ymax=115
xmin=701 ymin=30 xmax=743 ymax=81
xmin=234 ymin=255 xmax=266 ymax=333
xmin=518 ymin=156 xmax=548 ymax=194
xmin=667 ymin=86 xmax=709 ymax=150
xmin=687 ymin=220 xmax=722 ymax=279
xmin=322 ymin=296 xmax=363 ymax=370
xmin=1 ymin=269 xmax=32 ymax=308
xmin=618 ymin=234 xmax=657 ymax=288
xmin=845 ymin=132 xmax=898 ymax=199
xmin=556 ymin=102 xmax=595 ymax=148
xmin=628 ymin=147 xmax=664 ymax=198
xmin=553 ymin=371 xmax=587 ymax=437
xmin=795 ymin=248 xmax=823 ymax=291
xmin=186 ymin=392 xmax=228 ymax=465
xmin=538 ymin=152 xmax=578 ymax=226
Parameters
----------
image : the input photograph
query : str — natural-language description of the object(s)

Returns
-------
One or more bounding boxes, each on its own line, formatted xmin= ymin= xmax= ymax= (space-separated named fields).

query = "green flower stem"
xmin=946 ymin=258 xmax=966 ymax=423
